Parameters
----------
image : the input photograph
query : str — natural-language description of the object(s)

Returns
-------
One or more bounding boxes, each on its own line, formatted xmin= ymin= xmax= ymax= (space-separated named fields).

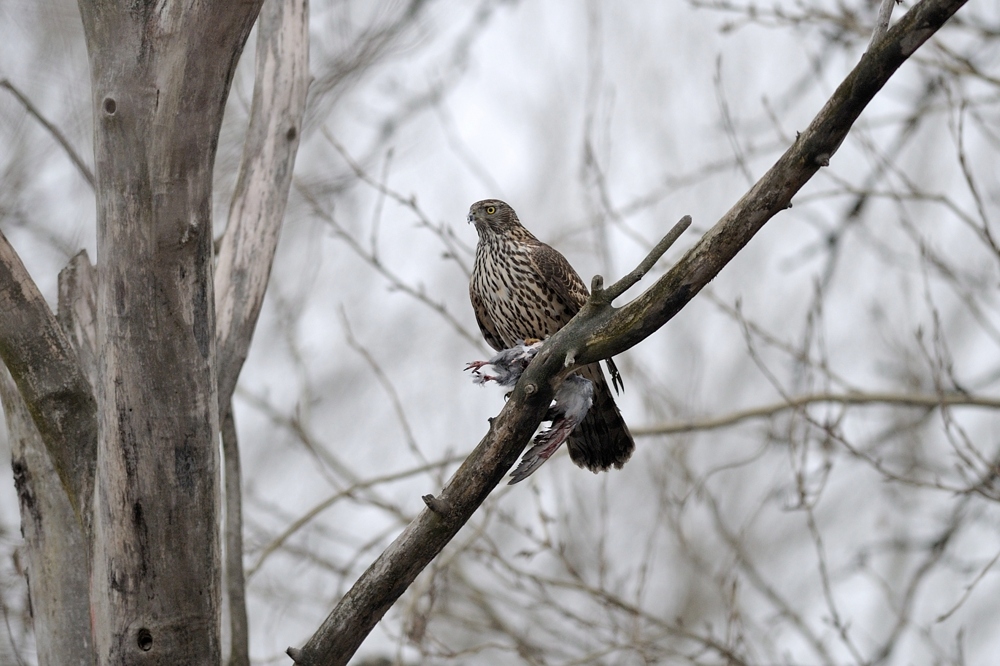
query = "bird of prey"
xmin=467 ymin=199 xmax=634 ymax=474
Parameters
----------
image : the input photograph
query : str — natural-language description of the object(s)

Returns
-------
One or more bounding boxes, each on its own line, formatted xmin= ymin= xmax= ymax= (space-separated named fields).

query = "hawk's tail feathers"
xmin=565 ymin=363 xmax=634 ymax=473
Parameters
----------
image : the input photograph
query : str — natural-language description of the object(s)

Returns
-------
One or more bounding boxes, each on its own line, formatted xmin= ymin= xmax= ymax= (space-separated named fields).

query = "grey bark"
xmin=216 ymin=0 xmax=311 ymax=409
xmin=215 ymin=0 xmax=310 ymax=662
xmin=0 ymin=231 xmax=97 ymax=531
xmin=0 ymin=239 xmax=98 ymax=664
xmin=77 ymin=1 xmax=263 ymax=662
xmin=289 ymin=0 xmax=968 ymax=662
xmin=0 ymin=0 xmax=307 ymax=661
xmin=0 ymin=251 xmax=98 ymax=665
xmin=222 ymin=404 xmax=250 ymax=666
xmin=1 ymin=370 xmax=94 ymax=666
xmin=57 ymin=252 xmax=100 ymax=388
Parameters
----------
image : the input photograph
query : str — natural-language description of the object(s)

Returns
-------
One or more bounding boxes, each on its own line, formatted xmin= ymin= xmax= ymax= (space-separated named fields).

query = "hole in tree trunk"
xmin=137 ymin=627 xmax=153 ymax=651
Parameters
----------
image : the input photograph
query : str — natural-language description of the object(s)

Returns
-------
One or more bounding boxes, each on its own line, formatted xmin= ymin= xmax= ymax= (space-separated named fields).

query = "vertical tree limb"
xmin=57 ymin=251 xmax=99 ymax=388
xmin=216 ymin=0 xmax=311 ymax=408
xmin=222 ymin=403 xmax=250 ymax=666
xmin=214 ymin=2 xmax=310 ymax=661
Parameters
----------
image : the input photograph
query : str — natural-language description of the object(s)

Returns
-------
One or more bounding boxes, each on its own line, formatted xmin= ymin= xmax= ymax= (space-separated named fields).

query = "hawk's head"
xmin=467 ymin=199 xmax=521 ymax=238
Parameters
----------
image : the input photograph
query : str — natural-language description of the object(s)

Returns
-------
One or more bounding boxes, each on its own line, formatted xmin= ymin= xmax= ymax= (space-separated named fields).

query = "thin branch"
xmin=289 ymin=2 xmax=967 ymax=662
xmin=0 ymin=78 xmax=95 ymax=188
xmin=935 ymin=547 xmax=1000 ymax=623
xmin=871 ymin=0 xmax=899 ymax=47
xmin=321 ymin=130 xmax=475 ymax=274
xmin=804 ymin=493 xmax=866 ymax=662
xmin=867 ymin=501 xmax=965 ymax=663
xmin=632 ymin=391 xmax=1000 ymax=436
xmin=698 ymin=471 xmax=836 ymax=662
xmin=297 ymin=181 xmax=483 ymax=350
xmin=248 ymin=454 xmax=466 ymax=579
xmin=592 ymin=215 xmax=691 ymax=304
xmin=222 ymin=403 xmax=250 ymax=666
xmin=338 ymin=307 xmax=426 ymax=464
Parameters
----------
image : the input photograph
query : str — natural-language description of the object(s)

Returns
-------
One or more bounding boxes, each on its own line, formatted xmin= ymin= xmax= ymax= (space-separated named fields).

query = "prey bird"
xmin=466 ymin=341 xmax=596 ymax=483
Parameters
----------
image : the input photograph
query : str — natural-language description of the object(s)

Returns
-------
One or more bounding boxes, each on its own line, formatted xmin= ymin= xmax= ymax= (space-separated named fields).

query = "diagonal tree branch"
xmin=0 ymin=78 xmax=96 ymax=189
xmin=0 ymin=366 xmax=95 ymax=666
xmin=566 ymin=0 xmax=968 ymax=370
xmin=289 ymin=0 xmax=967 ymax=662
xmin=215 ymin=0 xmax=311 ymax=410
xmin=0 ymin=230 xmax=96 ymax=530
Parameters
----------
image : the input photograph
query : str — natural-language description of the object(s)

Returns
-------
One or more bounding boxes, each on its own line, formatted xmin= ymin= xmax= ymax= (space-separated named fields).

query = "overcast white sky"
xmin=2 ymin=1 xmax=999 ymax=664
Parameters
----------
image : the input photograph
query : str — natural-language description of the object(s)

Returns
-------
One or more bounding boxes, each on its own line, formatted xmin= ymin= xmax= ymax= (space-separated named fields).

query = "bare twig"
xmin=339 ymin=307 xmax=426 ymax=463
xmin=592 ymin=215 xmax=692 ymax=304
xmin=0 ymin=78 xmax=95 ymax=188
xmin=935 ymin=547 xmax=1000 ymax=623
xmin=298 ymin=181 xmax=483 ymax=349
xmin=632 ymin=391 xmax=1000 ymax=436
xmin=248 ymin=455 xmax=466 ymax=578
xmin=322 ymin=129 xmax=475 ymax=274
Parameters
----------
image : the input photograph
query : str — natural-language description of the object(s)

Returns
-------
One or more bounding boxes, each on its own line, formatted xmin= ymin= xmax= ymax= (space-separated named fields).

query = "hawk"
xmin=467 ymin=199 xmax=634 ymax=473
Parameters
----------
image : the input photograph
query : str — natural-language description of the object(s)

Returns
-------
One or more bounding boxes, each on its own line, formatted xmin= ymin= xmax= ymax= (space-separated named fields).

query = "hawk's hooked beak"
xmin=467 ymin=211 xmax=475 ymax=224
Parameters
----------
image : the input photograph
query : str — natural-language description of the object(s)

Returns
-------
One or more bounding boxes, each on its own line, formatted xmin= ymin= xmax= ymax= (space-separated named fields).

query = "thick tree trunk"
xmin=77 ymin=2 xmax=262 ymax=663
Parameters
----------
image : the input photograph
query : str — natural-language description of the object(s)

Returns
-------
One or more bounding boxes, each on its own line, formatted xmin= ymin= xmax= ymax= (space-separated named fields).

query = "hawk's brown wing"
xmin=530 ymin=241 xmax=625 ymax=394
xmin=527 ymin=241 xmax=589 ymax=318
xmin=469 ymin=283 xmax=505 ymax=351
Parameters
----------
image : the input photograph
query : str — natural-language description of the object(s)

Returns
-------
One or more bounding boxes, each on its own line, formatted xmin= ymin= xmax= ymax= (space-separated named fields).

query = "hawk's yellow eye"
xmin=486 ymin=206 xmax=496 ymax=215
